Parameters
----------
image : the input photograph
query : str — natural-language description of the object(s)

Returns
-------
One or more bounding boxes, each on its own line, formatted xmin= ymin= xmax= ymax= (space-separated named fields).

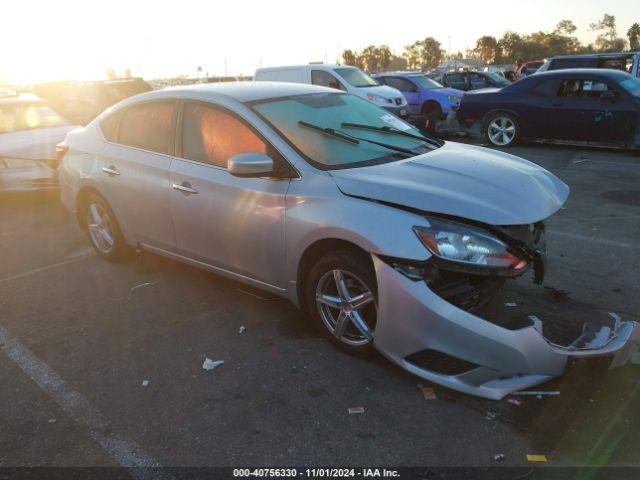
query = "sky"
xmin=2 ymin=0 xmax=638 ymax=84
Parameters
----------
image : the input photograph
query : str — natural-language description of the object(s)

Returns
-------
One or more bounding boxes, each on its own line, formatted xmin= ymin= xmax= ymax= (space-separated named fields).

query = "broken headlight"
xmin=414 ymin=218 xmax=528 ymax=273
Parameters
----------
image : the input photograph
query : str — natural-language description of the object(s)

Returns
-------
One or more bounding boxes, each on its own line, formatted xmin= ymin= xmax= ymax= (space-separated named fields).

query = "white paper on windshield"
xmin=380 ymin=114 xmax=412 ymax=131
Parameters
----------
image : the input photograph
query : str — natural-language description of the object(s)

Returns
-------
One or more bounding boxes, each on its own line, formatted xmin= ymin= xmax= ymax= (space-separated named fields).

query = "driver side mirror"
xmin=600 ymin=91 xmax=616 ymax=103
xmin=228 ymin=152 xmax=274 ymax=178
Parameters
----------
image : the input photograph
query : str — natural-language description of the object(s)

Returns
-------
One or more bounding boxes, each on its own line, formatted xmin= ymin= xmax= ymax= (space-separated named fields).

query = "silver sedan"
xmin=59 ymin=82 xmax=639 ymax=399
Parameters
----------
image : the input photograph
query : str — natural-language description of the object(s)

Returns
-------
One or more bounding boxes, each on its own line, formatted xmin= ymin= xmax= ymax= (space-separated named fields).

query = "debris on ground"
xmin=526 ymin=454 xmax=548 ymax=462
xmin=142 ymin=380 xmax=149 ymax=387
xmin=238 ymin=326 xmax=246 ymax=334
xmin=485 ymin=411 xmax=498 ymax=420
xmin=507 ymin=398 xmax=523 ymax=406
xmin=512 ymin=391 xmax=560 ymax=397
xmin=544 ymin=286 xmax=570 ymax=302
xmin=348 ymin=406 xmax=365 ymax=414
xmin=494 ymin=453 xmax=505 ymax=462
xmin=202 ymin=358 xmax=224 ymax=371
xmin=48 ymin=418 xmax=57 ymax=424
xmin=504 ymin=302 xmax=518 ymax=307
xmin=573 ymin=159 xmax=588 ymax=164
xmin=418 ymin=385 xmax=437 ymax=400
xmin=130 ymin=281 xmax=158 ymax=292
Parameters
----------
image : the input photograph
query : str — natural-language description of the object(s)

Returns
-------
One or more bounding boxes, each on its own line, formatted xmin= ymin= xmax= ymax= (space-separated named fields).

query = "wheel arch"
xmin=296 ymin=238 xmax=373 ymax=311
xmin=482 ymin=108 xmax=523 ymax=131
xmin=421 ymin=99 xmax=443 ymax=115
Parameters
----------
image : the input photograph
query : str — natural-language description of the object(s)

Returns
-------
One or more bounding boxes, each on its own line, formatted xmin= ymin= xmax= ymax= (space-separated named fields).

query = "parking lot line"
xmin=0 ymin=324 xmax=164 ymax=478
xmin=0 ymin=254 xmax=95 ymax=285
xmin=552 ymin=231 xmax=636 ymax=250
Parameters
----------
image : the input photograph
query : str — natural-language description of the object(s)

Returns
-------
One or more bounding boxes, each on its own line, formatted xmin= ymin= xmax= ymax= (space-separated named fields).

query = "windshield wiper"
xmin=341 ymin=122 xmax=441 ymax=147
xmin=298 ymin=121 xmax=414 ymax=156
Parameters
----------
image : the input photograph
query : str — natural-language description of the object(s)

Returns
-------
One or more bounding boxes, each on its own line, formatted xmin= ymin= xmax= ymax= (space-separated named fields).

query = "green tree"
xmin=403 ymin=37 xmax=444 ymax=69
xmin=472 ymin=36 xmax=498 ymax=64
xmin=554 ymin=20 xmax=577 ymax=35
xmin=341 ymin=49 xmax=358 ymax=67
xmin=628 ymin=23 xmax=640 ymax=51
xmin=590 ymin=14 xmax=626 ymax=52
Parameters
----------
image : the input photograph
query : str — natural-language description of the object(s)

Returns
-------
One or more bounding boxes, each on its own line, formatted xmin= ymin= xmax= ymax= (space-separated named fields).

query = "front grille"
xmin=406 ymin=349 xmax=479 ymax=376
xmin=426 ymin=269 xmax=504 ymax=312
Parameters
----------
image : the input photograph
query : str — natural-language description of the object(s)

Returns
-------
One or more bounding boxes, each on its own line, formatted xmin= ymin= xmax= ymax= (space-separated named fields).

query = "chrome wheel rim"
xmin=315 ymin=269 xmax=376 ymax=346
xmin=488 ymin=116 xmax=516 ymax=146
xmin=87 ymin=203 xmax=115 ymax=254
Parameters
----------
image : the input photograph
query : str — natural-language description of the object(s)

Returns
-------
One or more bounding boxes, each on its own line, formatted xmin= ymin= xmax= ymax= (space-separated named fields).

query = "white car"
xmin=0 ymin=93 xmax=78 ymax=192
xmin=255 ymin=64 xmax=408 ymax=117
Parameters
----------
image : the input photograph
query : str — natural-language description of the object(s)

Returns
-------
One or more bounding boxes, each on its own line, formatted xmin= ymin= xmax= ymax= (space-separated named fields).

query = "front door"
xmin=169 ymin=102 xmax=290 ymax=287
xmin=382 ymin=77 xmax=421 ymax=115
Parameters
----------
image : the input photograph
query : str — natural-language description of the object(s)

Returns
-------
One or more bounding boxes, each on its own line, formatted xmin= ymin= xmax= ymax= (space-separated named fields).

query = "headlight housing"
xmin=446 ymin=95 xmax=461 ymax=103
xmin=414 ymin=218 xmax=528 ymax=272
xmin=367 ymin=93 xmax=392 ymax=106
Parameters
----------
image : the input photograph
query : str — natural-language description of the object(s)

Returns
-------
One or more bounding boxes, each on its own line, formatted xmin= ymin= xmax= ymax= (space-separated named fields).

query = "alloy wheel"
xmin=87 ymin=203 xmax=115 ymax=254
xmin=315 ymin=269 xmax=377 ymax=346
xmin=488 ymin=116 xmax=516 ymax=146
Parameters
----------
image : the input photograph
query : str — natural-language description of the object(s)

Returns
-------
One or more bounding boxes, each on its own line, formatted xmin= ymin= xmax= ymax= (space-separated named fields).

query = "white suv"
xmin=255 ymin=64 xmax=408 ymax=117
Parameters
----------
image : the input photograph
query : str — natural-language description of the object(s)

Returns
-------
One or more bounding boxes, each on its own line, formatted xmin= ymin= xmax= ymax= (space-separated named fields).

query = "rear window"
xmin=119 ymin=102 xmax=176 ymax=154
xmin=0 ymin=103 xmax=69 ymax=134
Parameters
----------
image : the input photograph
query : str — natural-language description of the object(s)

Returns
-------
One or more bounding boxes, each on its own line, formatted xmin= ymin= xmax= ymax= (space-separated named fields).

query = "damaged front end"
xmin=372 ymin=217 xmax=640 ymax=400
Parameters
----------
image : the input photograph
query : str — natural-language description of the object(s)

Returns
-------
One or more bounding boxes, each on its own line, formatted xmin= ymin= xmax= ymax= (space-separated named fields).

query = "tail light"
xmin=52 ymin=142 xmax=69 ymax=169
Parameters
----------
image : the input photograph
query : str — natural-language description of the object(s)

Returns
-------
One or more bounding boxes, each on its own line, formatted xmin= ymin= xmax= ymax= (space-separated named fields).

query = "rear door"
xmin=97 ymin=101 xmax=177 ymax=249
xmin=169 ymin=101 xmax=290 ymax=287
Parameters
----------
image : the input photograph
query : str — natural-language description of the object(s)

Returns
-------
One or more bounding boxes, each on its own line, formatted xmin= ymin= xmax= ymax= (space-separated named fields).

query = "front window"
xmin=251 ymin=93 xmax=438 ymax=169
xmin=0 ymin=103 xmax=70 ymax=134
xmin=411 ymin=75 xmax=444 ymax=90
xmin=334 ymin=68 xmax=378 ymax=88
xmin=182 ymin=103 xmax=266 ymax=168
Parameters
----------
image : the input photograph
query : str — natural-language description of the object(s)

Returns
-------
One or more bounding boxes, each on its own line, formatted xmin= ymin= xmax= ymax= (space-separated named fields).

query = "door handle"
xmin=172 ymin=181 xmax=198 ymax=195
xmin=101 ymin=165 xmax=120 ymax=176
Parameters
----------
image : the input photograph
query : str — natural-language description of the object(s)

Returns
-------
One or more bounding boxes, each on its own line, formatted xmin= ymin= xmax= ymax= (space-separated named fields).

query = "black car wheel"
xmin=484 ymin=112 xmax=520 ymax=147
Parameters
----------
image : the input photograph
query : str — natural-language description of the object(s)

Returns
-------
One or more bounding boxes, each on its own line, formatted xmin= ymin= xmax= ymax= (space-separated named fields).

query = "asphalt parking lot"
xmin=1 ymin=142 xmax=639 ymax=472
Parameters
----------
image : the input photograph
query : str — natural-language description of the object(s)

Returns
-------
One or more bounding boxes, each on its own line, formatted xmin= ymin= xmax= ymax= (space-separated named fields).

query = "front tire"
xmin=304 ymin=250 xmax=378 ymax=355
xmin=484 ymin=112 xmax=520 ymax=147
xmin=82 ymin=193 xmax=127 ymax=261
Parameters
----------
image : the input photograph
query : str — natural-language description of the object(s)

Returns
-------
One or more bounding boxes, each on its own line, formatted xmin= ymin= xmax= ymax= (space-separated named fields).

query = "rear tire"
xmin=484 ymin=112 xmax=520 ymax=147
xmin=81 ymin=193 xmax=127 ymax=261
xmin=304 ymin=250 xmax=378 ymax=356
xmin=422 ymin=101 xmax=442 ymax=122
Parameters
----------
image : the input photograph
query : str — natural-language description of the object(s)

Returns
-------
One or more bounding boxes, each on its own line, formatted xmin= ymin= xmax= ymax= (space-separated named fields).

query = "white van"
xmin=255 ymin=64 xmax=409 ymax=117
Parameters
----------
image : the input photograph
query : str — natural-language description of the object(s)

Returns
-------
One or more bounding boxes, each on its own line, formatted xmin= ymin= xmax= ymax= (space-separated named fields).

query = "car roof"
xmin=117 ymin=81 xmax=339 ymax=105
xmin=256 ymin=64 xmax=347 ymax=72
xmin=532 ymin=68 xmax=630 ymax=79
xmin=549 ymin=52 xmax=637 ymax=60
xmin=0 ymin=92 xmax=48 ymax=105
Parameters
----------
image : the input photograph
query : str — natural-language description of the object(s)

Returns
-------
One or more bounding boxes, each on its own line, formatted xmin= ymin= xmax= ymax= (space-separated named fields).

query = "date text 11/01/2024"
xmin=233 ymin=469 xmax=400 ymax=477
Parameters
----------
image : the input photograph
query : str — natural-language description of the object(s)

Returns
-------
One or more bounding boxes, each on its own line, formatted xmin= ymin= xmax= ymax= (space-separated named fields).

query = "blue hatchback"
xmin=374 ymin=72 xmax=464 ymax=120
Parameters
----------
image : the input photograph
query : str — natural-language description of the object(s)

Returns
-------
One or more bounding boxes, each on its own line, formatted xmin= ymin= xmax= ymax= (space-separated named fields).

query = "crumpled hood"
xmin=329 ymin=141 xmax=569 ymax=225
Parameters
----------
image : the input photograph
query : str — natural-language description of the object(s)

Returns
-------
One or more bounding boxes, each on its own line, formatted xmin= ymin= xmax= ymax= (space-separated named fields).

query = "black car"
xmin=537 ymin=52 xmax=639 ymax=77
xmin=455 ymin=69 xmax=640 ymax=148
xmin=439 ymin=70 xmax=511 ymax=91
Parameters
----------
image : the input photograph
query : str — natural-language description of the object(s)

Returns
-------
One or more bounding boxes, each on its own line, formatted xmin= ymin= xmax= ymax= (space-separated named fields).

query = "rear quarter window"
xmin=99 ymin=109 xmax=123 ymax=142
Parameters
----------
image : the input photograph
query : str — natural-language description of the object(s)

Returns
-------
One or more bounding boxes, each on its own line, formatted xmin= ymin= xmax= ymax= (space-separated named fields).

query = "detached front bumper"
xmin=372 ymin=256 xmax=640 ymax=400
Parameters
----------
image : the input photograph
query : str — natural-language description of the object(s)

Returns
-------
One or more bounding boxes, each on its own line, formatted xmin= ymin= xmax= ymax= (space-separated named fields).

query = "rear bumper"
xmin=372 ymin=257 xmax=640 ymax=400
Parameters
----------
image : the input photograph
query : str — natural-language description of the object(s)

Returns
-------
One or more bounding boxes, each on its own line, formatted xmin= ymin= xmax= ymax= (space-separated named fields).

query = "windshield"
xmin=411 ymin=75 xmax=444 ymax=90
xmin=619 ymin=77 xmax=640 ymax=96
xmin=486 ymin=72 xmax=510 ymax=84
xmin=334 ymin=68 xmax=379 ymax=88
xmin=0 ymin=103 xmax=70 ymax=134
xmin=251 ymin=93 xmax=437 ymax=168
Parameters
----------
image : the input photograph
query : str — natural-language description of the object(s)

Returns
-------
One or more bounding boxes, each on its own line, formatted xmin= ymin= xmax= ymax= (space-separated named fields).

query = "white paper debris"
xmin=142 ymin=380 xmax=149 ymax=387
xmin=380 ymin=114 xmax=413 ymax=131
xmin=348 ymin=406 xmax=365 ymax=414
xmin=202 ymin=358 xmax=224 ymax=371
xmin=130 ymin=281 xmax=158 ymax=292
xmin=504 ymin=302 xmax=518 ymax=307
xmin=238 ymin=326 xmax=246 ymax=334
